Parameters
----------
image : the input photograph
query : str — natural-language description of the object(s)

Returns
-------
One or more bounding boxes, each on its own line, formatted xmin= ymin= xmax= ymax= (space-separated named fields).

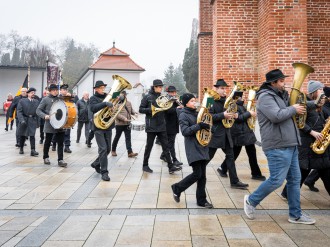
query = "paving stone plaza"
xmin=0 ymin=116 xmax=330 ymax=246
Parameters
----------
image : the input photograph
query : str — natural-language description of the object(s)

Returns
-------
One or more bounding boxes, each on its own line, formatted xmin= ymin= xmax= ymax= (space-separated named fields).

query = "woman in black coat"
xmin=222 ymin=99 xmax=265 ymax=180
xmin=171 ymin=93 xmax=213 ymax=208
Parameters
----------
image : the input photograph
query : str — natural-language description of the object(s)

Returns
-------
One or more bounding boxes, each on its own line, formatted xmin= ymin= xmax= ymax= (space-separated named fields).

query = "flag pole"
xmin=28 ymin=66 xmax=30 ymax=89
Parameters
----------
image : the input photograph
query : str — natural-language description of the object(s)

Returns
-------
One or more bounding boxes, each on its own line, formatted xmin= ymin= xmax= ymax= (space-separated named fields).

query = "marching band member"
xmin=17 ymin=87 xmax=39 ymax=156
xmin=60 ymin=84 xmax=73 ymax=153
xmin=171 ymin=93 xmax=213 ymax=208
xmin=36 ymin=84 xmax=67 ymax=167
xmin=76 ymin=91 xmax=90 ymax=144
xmin=159 ymin=85 xmax=183 ymax=166
xmin=139 ymin=79 xmax=182 ymax=174
xmin=207 ymin=79 xmax=249 ymax=189
xmin=89 ymin=80 xmax=114 ymax=181
xmin=243 ymin=69 xmax=315 ymax=224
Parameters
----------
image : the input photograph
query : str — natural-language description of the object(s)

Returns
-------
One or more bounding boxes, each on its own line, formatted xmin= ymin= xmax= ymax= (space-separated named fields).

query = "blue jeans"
xmin=248 ymin=146 xmax=302 ymax=218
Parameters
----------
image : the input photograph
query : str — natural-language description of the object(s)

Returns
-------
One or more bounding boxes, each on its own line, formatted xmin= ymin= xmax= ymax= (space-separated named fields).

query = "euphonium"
xmin=151 ymin=94 xmax=176 ymax=116
xmin=311 ymin=117 xmax=330 ymax=154
xmin=289 ymin=62 xmax=314 ymax=129
xmin=196 ymin=88 xmax=220 ymax=146
xmin=93 ymin=75 xmax=132 ymax=129
xmin=246 ymin=86 xmax=259 ymax=130
xmin=222 ymin=81 xmax=244 ymax=128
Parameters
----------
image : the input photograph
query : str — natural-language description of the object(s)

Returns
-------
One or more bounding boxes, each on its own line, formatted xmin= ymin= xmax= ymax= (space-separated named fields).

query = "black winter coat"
xmin=89 ymin=92 xmax=114 ymax=131
xmin=76 ymin=98 xmax=89 ymax=122
xmin=178 ymin=107 xmax=209 ymax=165
xmin=298 ymin=98 xmax=330 ymax=170
xmin=8 ymin=95 xmax=26 ymax=119
xmin=164 ymin=102 xmax=180 ymax=134
xmin=139 ymin=88 xmax=166 ymax=132
xmin=208 ymin=97 xmax=233 ymax=149
xmin=17 ymin=98 xmax=39 ymax=136
xmin=231 ymin=100 xmax=257 ymax=146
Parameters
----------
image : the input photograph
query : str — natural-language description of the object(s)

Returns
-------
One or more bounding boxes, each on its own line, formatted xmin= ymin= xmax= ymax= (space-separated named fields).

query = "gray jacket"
xmin=256 ymin=84 xmax=300 ymax=151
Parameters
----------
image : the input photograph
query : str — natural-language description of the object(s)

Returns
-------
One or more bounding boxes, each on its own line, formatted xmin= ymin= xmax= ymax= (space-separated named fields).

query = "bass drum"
xmin=50 ymin=100 xmax=77 ymax=129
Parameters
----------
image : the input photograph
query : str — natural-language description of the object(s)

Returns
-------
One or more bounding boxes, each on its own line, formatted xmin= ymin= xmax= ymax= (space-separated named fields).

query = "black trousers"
xmin=112 ymin=125 xmax=132 ymax=153
xmin=220 ymin=144 xmax=262 ymax=176
xmin=91 ymin=129 xmax=112 ymax=174
xmin=161 ymin=133 xmax=178 ymax=161
xmin=20 ymin=135 xmax=35 ymax=150
xmin=40 ymin=124 xmax=44 ymax=141
xmin=76 ymin=121 xmax=89 ymax=142
xmin=43 ymin=132 xmax=65 ymax=161
xmin=173 ymin=160 xmax=207 ymax=205
xmin=282 ymin=167 xmax=330 ymax=196
xmin=304 ymin=169 xmax=320 ymax=186
xmin=15 ymin=119 xmax=21 ymax=145
xmin=87 ymin=122 xmax=94 ymax=144
xmin=143 ymin=131 xmax=172 ymax=167
xmin=208 ymin=140 xmax=239 ymax=184
xmin=64 ymin=129 xmax=71 ymax=147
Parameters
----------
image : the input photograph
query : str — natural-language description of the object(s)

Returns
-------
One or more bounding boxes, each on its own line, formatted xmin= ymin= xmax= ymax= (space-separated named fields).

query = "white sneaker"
xmin=244 ymin=195 xmax=255 ymax=219
xmin=288 ymin=214 xmax=316 ymax=225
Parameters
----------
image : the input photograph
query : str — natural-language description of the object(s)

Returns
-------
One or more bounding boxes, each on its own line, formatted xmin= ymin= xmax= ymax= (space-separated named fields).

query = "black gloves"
xmin=105 ymin=102 xmax=113 ymax=108
xmin=199 ymin=122 xmax=210 ymax=130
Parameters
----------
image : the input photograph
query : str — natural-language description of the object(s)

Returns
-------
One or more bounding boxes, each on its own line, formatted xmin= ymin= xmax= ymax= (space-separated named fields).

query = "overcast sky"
xmin=0 ymin=0 xmax=199 ymax=85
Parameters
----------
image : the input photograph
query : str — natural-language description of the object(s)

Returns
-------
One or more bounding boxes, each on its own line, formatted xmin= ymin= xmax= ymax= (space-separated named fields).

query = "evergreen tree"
xmin=182 ymin=40 xmax=198 ymax=95
xmin=163 ymin=63 xmax=187 ymax=95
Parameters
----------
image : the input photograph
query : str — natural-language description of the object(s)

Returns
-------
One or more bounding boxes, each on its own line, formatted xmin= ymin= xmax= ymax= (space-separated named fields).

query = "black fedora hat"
xmin=214 ymin=79 xmax=228 ymax=87
xmin=60 ymin=84 xmax=69 ymax=90
xmin=166 ymin=85 xmax=177 ymax=92
xmin=27 ymin=87 xmax=37 ymax=93
xmin=265 ymin=69 xmax=289 ymax=83
xmin=153 ymin=79 xmax=164 ymax=87
xmin=48 ymin=84 xmax=58 ymax=91
xmin=94 ymin=80 xmax=107 ymax=89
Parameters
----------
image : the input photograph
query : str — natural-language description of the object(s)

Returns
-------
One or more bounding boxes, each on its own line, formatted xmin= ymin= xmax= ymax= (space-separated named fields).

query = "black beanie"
xmin=182 ymin=93 xmax=195 ymax=106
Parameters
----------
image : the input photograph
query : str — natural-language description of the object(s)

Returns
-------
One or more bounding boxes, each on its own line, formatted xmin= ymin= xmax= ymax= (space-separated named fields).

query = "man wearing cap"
xmin=37 ymin=84 xmax=67 ymax=167
xmin=89 ymin=80 xmax=114 ymax=181
xmin=206 ymin=79 xmax=249 ymax=189
xmin=244 ymin=69 xmax=316 ymax=225
xmin=111 ymin=91 xmax=138 ymax=157
xmin=281 ymin=80 xmax=330 ymax=199
xmin=76 ymin=91 xmax=90 ymax=144
xmin=60 ymin=84 xmax=73 ymax=153
xmin=17 ymin=87 xmax=40 ymax=156
xmin=139 ymin=79 xmax=182 ymax=174
xmin=159 ymin=85 xmax=183 ymax=166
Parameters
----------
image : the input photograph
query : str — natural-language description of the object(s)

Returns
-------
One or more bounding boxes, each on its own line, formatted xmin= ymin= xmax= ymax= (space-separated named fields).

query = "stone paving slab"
xmin=0 ymin=116 xmax=329 ymax=246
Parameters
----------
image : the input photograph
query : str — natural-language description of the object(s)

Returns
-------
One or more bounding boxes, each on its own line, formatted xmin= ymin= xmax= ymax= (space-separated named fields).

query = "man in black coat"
xmin=89 ymin=81 xmax=114 ymax=181
xmin=17 ymin=87 xmax=40 ymax=156
xmin=8 ymin=87 xmax=28 ymax=147
xmin=139 ymin=79 xmax=182 ymax=174
xmin=159 ymin=86 xmax=183 ymax=166
xmin=207 ymin=79 xmax=248 ymax=189
xmin=76 ymin=91 xmax=90 ymax=144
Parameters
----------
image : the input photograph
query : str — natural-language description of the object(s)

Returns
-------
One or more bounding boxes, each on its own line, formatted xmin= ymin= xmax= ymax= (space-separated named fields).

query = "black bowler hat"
xmin=48 ymin=84 xmax=58 ymax=91
xmin=93 ymin=80 xmax=107 ymax=89
xmin=153 ymin=79 xmax=164 ymax=87
xmin=214 ymin=79 xmax=228 ymax=87
xmin=60 ymin=84 xmax=69 ymax=90
xmin=27 ymin=87 xmax=36 ymax=93
xmin=166 ymin=85 xmax=177 ymax=92
xmin=265 ymin=69 xmax=289 ymax=83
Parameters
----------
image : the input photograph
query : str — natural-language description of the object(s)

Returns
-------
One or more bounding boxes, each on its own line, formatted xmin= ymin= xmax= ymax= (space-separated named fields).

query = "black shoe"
xmin=5 ymin=128 xmax=8 ymax=131
xmin=169 ymin=165 xmax=182 ymax=174
xmin=24 ymin=143 xmax=27 ymax=146
xmin=15 ymin=143 xmax=19 ymax=147
xmin=44 ymin=158 xmax=51 ymax=165
xmin=173 ymin=160 xmax=183 ymax=166
xmin=87 ymin=143 xmax=92 ymax=148
xmin=91 ymin=163 xmax=101 ymax=173
xmin=281 ymin=191 xmax=288 ymax=200
xmin=10 ymin=126 xmax=13 ymax=130
xmin=155 ymin=139 xmax=161 ymax=145
xmin=58 ymin=160 xmax=67 ymax=167
xmin=76 ymin=140 xmax=79 ymax=143
xmin=143 ymin=166 xmax=153 ymax=173
xmin=197 ymin=202 xmax=214 ymax=208
xmin=304 ymin=182 xmax=319 ymax=192
xmin=171 ymin=184 xmax=180 ymax=203
xmin=217 ymin=167 xmax=228 ymax=177
xmin=251 ymin=175 xmax=266 ymax=181
xmin=64 ymin=147 xmax=72 ymax=153
xmin=160 ymin=155 xmax=167 ymax=162
xmin=30 ymin=150 xmax=39 ymax=156
xmin=52 ymin=146 xmax=56 ymax=151
xmin=231 ymin=181 xmax=249 ymax=189
xmin=85 ymin=140 xmax=88 ymax=144
xmin=39 ymin=139 xmax=43 ymax=144
xmin=101 ymin=173 xmax=110 ymax=181
xmin=19 ymin=148 xmax=24 ymax=154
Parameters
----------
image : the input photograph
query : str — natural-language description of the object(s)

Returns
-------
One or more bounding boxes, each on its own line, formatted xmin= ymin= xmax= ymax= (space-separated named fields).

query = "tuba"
xmin=245 ymin=86 xmax=259 ymax=130
xmin=93 ymin=75 xmax=132 ymax=129
xmin=311 ymin=117 xmax=330 ymax=154
xmin=196 ymin=88 xmax=220 ymax=146
xmin=151 ymin=94 xmax=176 ymax=116
xmin=289 ymin=62 xmax=314 ymax=129
xmin=222 ymin=81 xmax=244 ymax=128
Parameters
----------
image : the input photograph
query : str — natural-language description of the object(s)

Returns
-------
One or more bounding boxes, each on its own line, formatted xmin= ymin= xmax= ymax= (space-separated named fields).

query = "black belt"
xmin=23 ymin=115 xmax=35 ymax=118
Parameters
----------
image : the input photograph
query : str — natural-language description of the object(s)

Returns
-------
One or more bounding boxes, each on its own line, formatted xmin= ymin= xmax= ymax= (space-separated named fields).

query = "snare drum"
xmin=130 ymin=120 xmax=145 ymax=131
xmin=50 ymin=100 xmax=77 ymax=129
